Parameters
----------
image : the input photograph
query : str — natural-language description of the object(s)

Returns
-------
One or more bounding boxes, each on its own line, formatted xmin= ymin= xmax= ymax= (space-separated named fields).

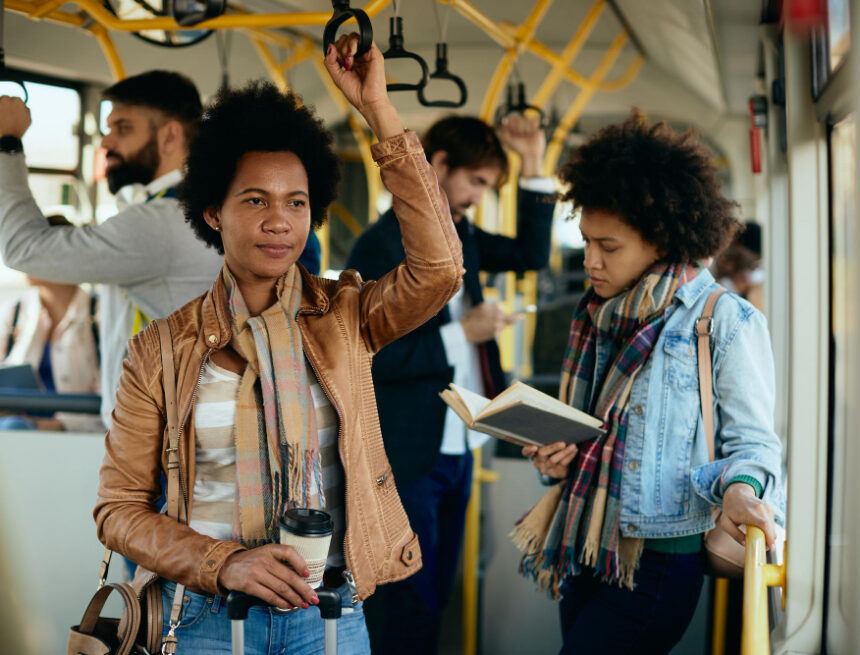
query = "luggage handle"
xmin=226 ymin=588 xmax=343 ymax=621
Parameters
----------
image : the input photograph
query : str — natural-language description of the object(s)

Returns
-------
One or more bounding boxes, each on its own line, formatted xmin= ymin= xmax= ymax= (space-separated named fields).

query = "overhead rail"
xmin=9 ymin=0 xmax=391 ymax=32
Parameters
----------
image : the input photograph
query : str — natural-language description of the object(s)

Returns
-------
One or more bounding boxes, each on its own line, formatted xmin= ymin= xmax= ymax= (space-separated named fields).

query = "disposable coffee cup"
xmin=279 ymin=508 xmax=333 ymax=589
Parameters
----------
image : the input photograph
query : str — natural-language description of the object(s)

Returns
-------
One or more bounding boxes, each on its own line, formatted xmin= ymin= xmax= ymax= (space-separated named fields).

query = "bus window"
xmin=20 ymin=81 xmax=81 ymax=171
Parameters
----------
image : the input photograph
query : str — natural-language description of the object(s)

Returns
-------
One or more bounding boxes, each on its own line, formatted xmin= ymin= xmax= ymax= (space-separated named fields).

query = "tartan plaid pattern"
xmin=222 ymin=266 xmax=322 ymax=546
xmin=519 ymin=262 xmax=697 ymax=591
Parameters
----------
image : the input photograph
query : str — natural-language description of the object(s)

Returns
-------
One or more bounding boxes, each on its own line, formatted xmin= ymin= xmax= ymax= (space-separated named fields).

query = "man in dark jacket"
xmin=346 ymin=114 xmax=554 ymax=654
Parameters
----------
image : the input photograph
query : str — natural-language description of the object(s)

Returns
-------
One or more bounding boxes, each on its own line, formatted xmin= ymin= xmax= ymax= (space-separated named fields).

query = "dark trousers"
xmin=364 ymin=452 xmax=473 ymax=655
xmin=558 ymin=549 xmax=704 ymax=655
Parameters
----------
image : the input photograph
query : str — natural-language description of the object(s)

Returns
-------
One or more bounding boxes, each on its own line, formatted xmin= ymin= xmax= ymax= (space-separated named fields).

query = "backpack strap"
xmin=696 ymin=289 xmax=727 ymax=462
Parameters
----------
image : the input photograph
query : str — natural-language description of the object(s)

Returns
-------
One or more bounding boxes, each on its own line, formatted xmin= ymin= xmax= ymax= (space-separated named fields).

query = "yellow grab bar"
xmin=741 ymin=526 xmax=786 ymax=655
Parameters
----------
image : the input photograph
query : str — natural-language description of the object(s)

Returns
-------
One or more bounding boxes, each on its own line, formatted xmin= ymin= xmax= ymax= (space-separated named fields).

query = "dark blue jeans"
xmin=363 ymin=451 xmax=473 ymax=655
xmin=558 ymin=549 xmax=704 ymax=655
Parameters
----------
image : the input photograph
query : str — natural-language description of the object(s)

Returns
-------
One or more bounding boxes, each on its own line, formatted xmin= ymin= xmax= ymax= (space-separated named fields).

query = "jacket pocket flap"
xmin=400 ymin=533 xmax=421 ymax=567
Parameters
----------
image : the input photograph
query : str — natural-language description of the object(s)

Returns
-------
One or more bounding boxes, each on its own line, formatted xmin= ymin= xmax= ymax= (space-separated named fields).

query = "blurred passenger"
xmin=346 ymin=114 xmax=554 ymax=654
xmin=517 ymin=113 xmax=783 ymax=654
xmin=94 ymin=37 xmax=462 ymax=654
xmin=299 ymin=229 xmax=322 ymax=274
xmin=0 ymin=71 xmax=223 ymax=429
xmin=0 ymin=215 xmax=103 ymax=432
xmin=714 ymin=220 xmax=765 ymax=310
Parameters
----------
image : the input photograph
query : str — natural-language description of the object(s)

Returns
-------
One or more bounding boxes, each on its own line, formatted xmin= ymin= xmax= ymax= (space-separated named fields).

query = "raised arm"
xmin=0 ymin=96 xmax=171 ymax=285
xmin=324 ymin=36 xmax=463 ymax=352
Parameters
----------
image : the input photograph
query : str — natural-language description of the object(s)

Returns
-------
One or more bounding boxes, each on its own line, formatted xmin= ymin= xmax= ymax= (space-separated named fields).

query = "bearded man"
xmin=0 ymin=71 xmax=223 ymax=428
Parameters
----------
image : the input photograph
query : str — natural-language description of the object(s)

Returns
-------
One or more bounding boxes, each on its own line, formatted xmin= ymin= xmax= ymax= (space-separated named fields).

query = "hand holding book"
xmin=522 ymin=442 xmax=578 ymax=480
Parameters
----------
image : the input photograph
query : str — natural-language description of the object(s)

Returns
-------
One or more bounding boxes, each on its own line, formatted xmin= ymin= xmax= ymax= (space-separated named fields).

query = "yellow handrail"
xmin=741 ymin=526 xmax=786 ymax=655
xmin=20 ymin=0 xmax=392 ymax=32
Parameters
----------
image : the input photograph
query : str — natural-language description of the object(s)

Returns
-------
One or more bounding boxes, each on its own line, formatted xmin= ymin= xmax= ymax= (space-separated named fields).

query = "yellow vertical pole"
xmin=712 ymin=577 xmax=729 ymax=655
xmin=317 ymin=222 xmax=330 ymax=274
xmin=463 ymin=4 xmax=554 ymax=654
xmin=463 ymin=464 xmax=499 ymax=655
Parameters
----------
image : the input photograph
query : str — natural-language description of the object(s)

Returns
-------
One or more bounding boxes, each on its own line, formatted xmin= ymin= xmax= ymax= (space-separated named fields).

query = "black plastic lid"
xmin=281 ymin=508 xmax=333 ymax=536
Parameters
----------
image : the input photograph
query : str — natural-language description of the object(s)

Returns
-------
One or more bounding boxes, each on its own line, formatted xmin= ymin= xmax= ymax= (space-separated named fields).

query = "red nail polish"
xmin=311 ymin=594 xmax=319 ymax=604
xmin=302 ymin=602 xmax=309 ymax=609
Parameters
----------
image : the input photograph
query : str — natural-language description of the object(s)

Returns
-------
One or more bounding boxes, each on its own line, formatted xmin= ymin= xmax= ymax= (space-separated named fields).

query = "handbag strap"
xmin=75 ymin=582 xmax=141 ymax=655
xmin=94 ymin=320 xmax=187 ymax=653
xmin=154 ymin=317 xmax=186 ymax=654
xmin=98 ymin=319 xmax=187 ymax=584
xmin=696 ymin=289 xmax=726 ymax=462
xmin=156 ymin=318 xmax=183 ymax=524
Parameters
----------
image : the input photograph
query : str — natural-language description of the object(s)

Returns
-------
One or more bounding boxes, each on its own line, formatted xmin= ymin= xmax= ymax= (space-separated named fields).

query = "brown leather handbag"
xmin=696 ymin=289 xmax=746 ymax=578
xmin=68 ymin=319 xmax=187 ymax=654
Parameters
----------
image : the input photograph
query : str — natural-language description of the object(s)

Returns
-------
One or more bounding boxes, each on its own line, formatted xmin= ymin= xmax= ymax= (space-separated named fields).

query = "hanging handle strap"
xmin=696 ymin=289 xmax=726 ymax=462
xmin=417 ymin=43 xmax=468 ymax=108
xmin=382 ymin=13 xmax=429 ymax=92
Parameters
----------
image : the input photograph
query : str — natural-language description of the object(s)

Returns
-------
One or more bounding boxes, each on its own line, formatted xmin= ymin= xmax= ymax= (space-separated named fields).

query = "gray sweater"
xmin=0 ymin=154 xmax=223 ymax=428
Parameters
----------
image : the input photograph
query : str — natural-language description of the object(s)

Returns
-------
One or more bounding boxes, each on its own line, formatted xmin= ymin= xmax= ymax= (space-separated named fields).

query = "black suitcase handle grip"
xmin=226 ymin=588 xmax=343 ymax=621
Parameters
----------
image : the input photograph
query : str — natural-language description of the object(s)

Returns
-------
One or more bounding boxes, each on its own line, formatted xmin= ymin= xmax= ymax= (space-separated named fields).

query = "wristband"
xmin=0 ymin=135 xmax=23 ymax=154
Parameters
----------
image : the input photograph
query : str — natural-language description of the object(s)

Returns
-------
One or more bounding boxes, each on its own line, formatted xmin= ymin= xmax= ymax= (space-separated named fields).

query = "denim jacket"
xmin=592 ymin=269 xmax=785 ymax=539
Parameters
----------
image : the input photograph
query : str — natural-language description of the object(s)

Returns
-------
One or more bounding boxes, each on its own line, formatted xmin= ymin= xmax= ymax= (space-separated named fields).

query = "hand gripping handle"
xmin=226 ymin=587 xmax=343 ymax=620
xmin=417 ymin=43 xmax=468 ymax=108
xmin=495 ymin=82 xmax=547 ymax=128
xmin=323 ymin=0 xmax=374 ymax=58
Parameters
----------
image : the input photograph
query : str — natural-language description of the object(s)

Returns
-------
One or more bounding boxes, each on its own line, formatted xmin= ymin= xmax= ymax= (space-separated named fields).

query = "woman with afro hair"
xmin=514 ymin=112 xmax=783 ymax=654
xmin=94 ymin=35 xmax=463 ymax=654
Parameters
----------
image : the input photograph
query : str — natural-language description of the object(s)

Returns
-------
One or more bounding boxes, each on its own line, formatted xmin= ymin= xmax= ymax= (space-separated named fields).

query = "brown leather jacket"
xmin=94 ymin=132 xmax=464 ymax=600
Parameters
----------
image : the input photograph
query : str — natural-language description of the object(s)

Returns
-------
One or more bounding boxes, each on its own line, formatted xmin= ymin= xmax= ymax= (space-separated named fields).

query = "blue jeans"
xmin=363 ymin=451 xmax=473 ymax=655
xmin=558 ymin=549 xmax=704 ymax=655
xmin=160 ymin=580 xmax=370 ymax=655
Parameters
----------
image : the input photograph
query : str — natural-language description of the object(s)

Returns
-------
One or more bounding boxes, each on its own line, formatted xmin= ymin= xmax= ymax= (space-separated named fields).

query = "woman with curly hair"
xmin=514 ymin=112 xmax=783 ymax=654
xmin=93 ymin=35 xmax=463 ymax=655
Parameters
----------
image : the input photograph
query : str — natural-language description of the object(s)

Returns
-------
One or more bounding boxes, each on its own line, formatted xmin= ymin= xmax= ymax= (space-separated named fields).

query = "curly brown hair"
xmin=560 ymin=111 xmax=740 ymax=263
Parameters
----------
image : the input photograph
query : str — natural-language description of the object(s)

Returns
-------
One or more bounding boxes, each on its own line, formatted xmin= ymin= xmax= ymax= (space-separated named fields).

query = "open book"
xmin=440 ymin=380 xmax=604 ymax=449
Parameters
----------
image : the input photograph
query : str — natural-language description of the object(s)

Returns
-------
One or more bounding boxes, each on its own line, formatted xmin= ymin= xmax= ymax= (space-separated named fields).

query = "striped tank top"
xmin=188 ymin=358 xmax=345 ymax=567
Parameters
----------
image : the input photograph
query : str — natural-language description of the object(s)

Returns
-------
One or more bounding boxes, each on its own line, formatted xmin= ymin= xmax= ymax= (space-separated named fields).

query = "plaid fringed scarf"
xmin=511 ymin=262 xmax=698 ymax=596
xmin=222 ymin=265 xmax=322 ymax=546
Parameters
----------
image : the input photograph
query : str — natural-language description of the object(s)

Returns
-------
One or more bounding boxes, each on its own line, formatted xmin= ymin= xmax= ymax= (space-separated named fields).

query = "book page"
xmin=448 ymin=383 xmax=492 ymax=422
xmin=481 ymin=381 xmax=603 ymax=428
xmin=440 ymin=389 xmax=474 ymax=426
